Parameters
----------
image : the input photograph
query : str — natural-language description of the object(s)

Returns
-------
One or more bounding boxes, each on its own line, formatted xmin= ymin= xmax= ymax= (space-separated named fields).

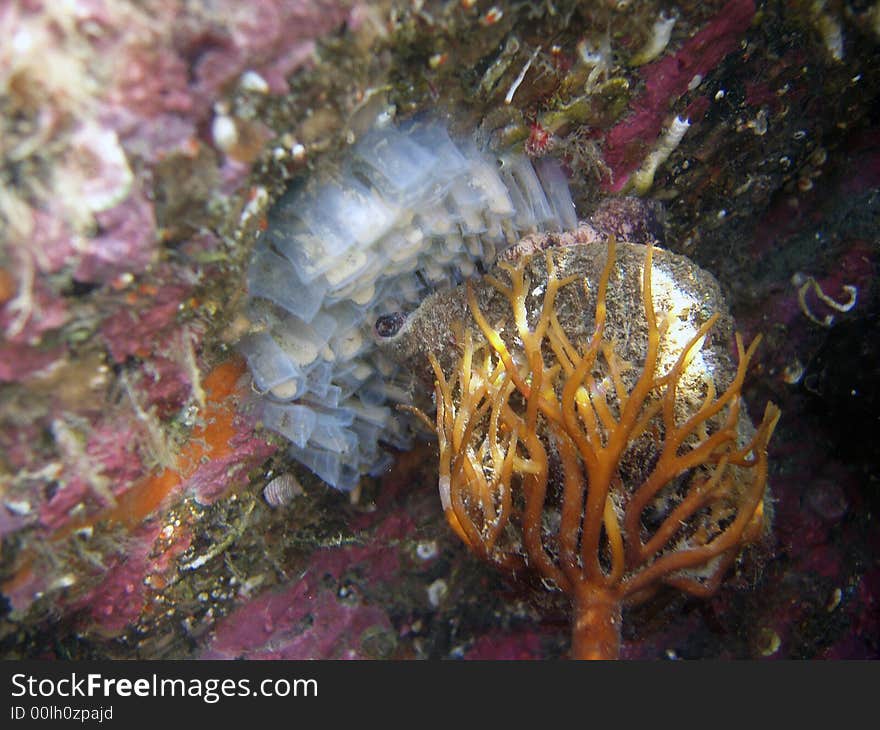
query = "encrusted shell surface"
xmin=379 ymin=235 xmax=736 ymax=409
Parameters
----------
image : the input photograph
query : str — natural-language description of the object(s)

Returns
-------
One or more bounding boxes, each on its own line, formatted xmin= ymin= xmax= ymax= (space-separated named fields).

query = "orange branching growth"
xmin=429 ymin=239 xmax=780 ymax=659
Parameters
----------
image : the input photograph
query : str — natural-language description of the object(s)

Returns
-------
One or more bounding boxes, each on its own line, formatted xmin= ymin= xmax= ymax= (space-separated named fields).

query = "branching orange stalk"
xmin=427 ymin=238 xmax=780 ymax=659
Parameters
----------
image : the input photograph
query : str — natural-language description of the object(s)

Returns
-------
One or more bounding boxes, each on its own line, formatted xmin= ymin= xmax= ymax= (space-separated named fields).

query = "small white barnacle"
xmin=262 ymin=472 xmax=304 ymax=507
xmin=47 ymin=574 xmax=77 ymax=592
xmin=211 ymin=108 xmax=238 ymax=154
xmin=4 ymin=499 xmax=32 ymax=516
xmin=239 ymin=70 xmax=269 ymax=94
xmin=630 ymin=11 xmax=677 ymax=66
xmin=782 ymin=359 xmax=804 ymax=385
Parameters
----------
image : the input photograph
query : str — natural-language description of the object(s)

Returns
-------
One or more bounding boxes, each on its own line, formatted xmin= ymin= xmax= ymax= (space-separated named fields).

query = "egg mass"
xmin=240 ymin=120 xmax=578 ymax=490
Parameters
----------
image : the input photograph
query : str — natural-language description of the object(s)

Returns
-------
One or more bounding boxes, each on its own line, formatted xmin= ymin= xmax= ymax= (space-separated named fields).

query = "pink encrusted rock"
xmin=0 ymin=268 xmax=69 ymax=381
xmin=5 ymin=528 xmax=169 ymax=626
xmin=104 ymin=1 xmax=352 ymax=163
xmin=7 ymin=510 xmax=195 ymax=631
xmin=38 ymin=476 xmax=99 ymax=532
xmin=38 ymin=418 xmax=145 ymax=531
xmin=201 ymin=507 xmax=414 ymax=659
xmin=104 ymin=34 xmax=196 ymax=161
xmin=0 ymin=342 xmax=67 ymax=383
xmin=63 ymin=520 xmax=194 ymax=637
xmin=465 ymin=630 xmax=556 ymax=661
xmin=201 ymin=576 xmax=394 ymax=660
xmin=109 ymin=39 xmax=194 ymax=120
xmin=85 ymin=422 xmax=145 ymax=488
xmin=0 ymin=275 xmax=69 ymax=345
xmin=0 ymin=0 xmax=362 ymax=388
xmin=113 ymin=112 xmax=198 ymax=164
xmin=29 ymin=209 xmax=79 ymax=276
xmin=182 ymin=424 xmax=276 ymax=506
xmin=100 ymin=282 xmax=190 ymax=364
xmin=1 ymin=0 xmax=359 ymax=341
xmin=74 ymin=190 xmax=157 ymax=283
xmin=186 ymin=0 xmax=350 ymax=99
xmin=200 ymin=545 xmax=400 ymax=660
xmin=139 ymin=356 xmax=194 ymax=416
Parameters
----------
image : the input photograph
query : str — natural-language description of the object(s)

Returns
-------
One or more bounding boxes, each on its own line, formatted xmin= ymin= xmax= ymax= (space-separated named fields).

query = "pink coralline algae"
xmin=180 ymin=420 xmax=277 ymax=507
xmin=99 ymin=279 xmax=192 ymax=363
xmin=201 ymin=556 xmax=396 ymax=660
xmin=3 ymin=356 xmax=276 ymax=621
xmin=37 ymin=418 xmax=143 ymax=532
xmin=74 ymin=190 xmax=157 ymax=284
xmin=65 ymin=520 xmax=194 ymax=637
xmin=0 ymin=342 xmax=67 ymax=384
xmin=464 ymin=631 xmax=553 ymax=661
xmin=0 ymin=271 xmax=68 ymax=348
xmin=181 ymin=0 xmax=350 ymax=99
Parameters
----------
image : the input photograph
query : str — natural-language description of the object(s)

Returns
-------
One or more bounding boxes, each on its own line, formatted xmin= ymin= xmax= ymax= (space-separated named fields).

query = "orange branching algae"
xmin=427 ymin=239 xmax=780 ymax=659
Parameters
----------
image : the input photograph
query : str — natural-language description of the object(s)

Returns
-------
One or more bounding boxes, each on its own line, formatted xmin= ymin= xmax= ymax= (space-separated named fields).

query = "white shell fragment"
xmin=262 ymin=473 xmax=304 ymax=507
